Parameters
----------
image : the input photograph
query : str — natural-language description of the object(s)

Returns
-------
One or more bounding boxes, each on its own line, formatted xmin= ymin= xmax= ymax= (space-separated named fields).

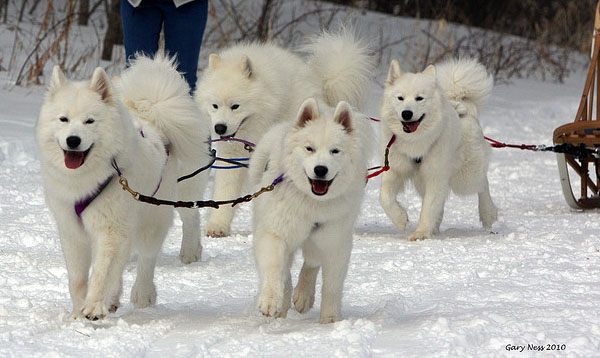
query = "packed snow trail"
xmin=1 ymin=73 xmax=600 ymax=357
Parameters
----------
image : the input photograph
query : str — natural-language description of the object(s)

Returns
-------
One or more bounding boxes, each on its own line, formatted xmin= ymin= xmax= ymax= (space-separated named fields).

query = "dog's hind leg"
xmin=177 ymin=169 xmax=208 ymax=264
xmin=178 ymin=207 xmax=202 ymax=264
xmin=131 ymin=208 xmax=172 ymax=308
xmin=379 ymin=169 xmax=409 ymax=231
xmin=294 ymin=240 xmax=321 ymax=314
xmin=478 ymin=177 xmax=498 ymax=228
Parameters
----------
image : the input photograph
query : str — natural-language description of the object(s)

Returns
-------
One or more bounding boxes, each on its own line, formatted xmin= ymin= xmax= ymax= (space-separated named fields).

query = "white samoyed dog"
xmin=35 ymin=55 xmax=211 ymax=320
xmin=379 ymin=58 xmax=498 ymax=241
xmin=195 ymin=31 xmax=371 ymax=237
xmin=248 ymin=34 xmax=374 ymax=322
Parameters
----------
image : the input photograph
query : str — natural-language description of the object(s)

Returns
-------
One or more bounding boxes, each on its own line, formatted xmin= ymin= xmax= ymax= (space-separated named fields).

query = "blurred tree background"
xmin=3 ymin=0 xmax=597 ymax=85
xmin=323 ymin=0 xmax=596 ymax=53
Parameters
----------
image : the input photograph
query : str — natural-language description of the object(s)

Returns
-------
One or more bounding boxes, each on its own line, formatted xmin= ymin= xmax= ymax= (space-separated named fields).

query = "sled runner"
xmin=553 ymin=0 xmax=600 ymax=209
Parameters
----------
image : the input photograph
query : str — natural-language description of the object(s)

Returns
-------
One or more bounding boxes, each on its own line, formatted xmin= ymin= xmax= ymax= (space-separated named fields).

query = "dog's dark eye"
xmin=231 ymin=104 xmax=239 ymax=110
xmin=59 ymin=116 xmax=69 ymax=123
xmin=212 ymin=104 xmax=218 ymax=109
xmin=331 ymin=148 xmax=340 ymax=154
xmin=416 ymin=96 xmax=424 ymax=101
xmin=305 ymin=146 xmax=314 ymax=152
xmin=85 ymin=118 xmax=95 ymax=124
xmin=397 ymin=96 xmax=404 ymax=101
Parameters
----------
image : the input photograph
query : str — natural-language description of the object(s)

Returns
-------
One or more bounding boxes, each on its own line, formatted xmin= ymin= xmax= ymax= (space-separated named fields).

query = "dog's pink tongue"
xmin=311 ymin=180 xmax=329 ymax=195
xmin=405 ymin=121 xmax=420 ymax=133
xmin=64 ymin=151 xmax=85 ymax=169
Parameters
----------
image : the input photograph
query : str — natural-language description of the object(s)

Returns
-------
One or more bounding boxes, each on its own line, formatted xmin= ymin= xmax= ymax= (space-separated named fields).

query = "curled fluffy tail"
xmin=303 ymin=29 xmax=374 ymax=110
xmin=116 ymin=53 xmax=211 ymax=162
xmin=435 ymin=58 xmax=493 ymax=118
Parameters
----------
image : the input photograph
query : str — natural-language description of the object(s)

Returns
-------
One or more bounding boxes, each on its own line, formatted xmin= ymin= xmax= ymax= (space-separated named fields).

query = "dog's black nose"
xmin=314 ymin=165 xmax=328 ymax=178
xmin=401 ymin=110 xmax=413 ymax=120
xmin=214 ymin=124 xmax=227 ymax=135
xmin=66 ymin=136 xmax=81 ymax=149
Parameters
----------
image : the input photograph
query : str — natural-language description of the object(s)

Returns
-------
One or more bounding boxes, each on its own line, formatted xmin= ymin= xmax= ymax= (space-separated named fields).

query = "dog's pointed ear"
xmin=386 ymin=59 xmax=402 ymax=85
xmin=90 ymin=67 xmax=113 ymax=103
xmin=208 ymin=54 xmax=221 ymax=70
xmin=423 ymin=64 xmax=436 ymax=76
xmin=333 ymin=101 xmax=353 ymax=133
xmin=240 ymin=55 xmax=252 ymax=78
xmin=296 ymin=98 xmax=319 ymax=128
xmin=49 ymin=66 xmax=67 ymax=92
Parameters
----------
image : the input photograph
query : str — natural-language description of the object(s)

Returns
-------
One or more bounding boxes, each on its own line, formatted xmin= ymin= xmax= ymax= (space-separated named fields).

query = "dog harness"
xmin=74 ymin=175 xmax=115 ymax=218
xmin=73 ymin=131 xmax=169 ymax=218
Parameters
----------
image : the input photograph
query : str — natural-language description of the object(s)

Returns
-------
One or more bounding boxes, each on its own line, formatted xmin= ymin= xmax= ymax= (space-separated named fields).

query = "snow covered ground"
xmin=1 ymin=65 xmax=599 ymax=357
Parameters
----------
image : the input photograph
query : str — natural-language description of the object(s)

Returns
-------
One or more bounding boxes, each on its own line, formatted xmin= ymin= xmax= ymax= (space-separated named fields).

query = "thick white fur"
xmin=247 ymin=31 xmax=373 ymax=323
xmin=379 ymin=57 xmax=497 ymax=241
xmin=195 ymin=30 xmax=372 ymax=237
xmin=35 ymin=55 xmax=211 ymax=320
xmin=249 ymin=97 xmax=374 ymax=322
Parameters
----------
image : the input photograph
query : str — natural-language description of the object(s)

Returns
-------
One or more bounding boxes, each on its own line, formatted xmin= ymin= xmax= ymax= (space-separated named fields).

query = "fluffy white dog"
xmin=195 ymin=31 xmax=371 ymax=237
xmin=35 ymin=55 xmax=211 ymax=320
xmin=379 ymin=58 xmax=498 ymax=241
xmin=248 ymin=33 xmax=374 ymax=322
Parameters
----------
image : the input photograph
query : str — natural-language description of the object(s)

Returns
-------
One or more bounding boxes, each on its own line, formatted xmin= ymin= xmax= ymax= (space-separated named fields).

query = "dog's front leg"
xmin=206 ymin=167 xmax=247 ymax=237
xmin=379 ymin=169 xmax=409 ymax=230
xmin=411 ymin=175 xmax=450 ymax=241
xmin=254 ymin=231 xmax=292 ymax=318
xmin=313 ymin=222 xmax=353 ymax=324
xmin=294 ymin=239 xmax=321 ymax=314
xmin=54 ymin=213 xmax=91 ymax=319
xmin=81 ymin=227 xmax=131 ymax=320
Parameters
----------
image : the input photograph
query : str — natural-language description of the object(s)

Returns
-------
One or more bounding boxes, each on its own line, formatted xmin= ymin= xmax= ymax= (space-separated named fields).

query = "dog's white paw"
xmin=293 ymin=287 xmax=315 ymax=314
xmin=206 ymin=220 xmax=230 ymax=237
xmin=391 ymin=208 xmax=409 ymax=231
xmin=70 ymin=311 xmax=86 ymax=321
xmin=408 ymin=230 xmax=431 ymax=241
xmin=257 ymin=287 xmax=286 ymax=318
xmin=319 ymin=313 xmax=341 ymax=324
xmin=179 ymin=242 xmax=202 ymax=264
xmin=80 ymin=300 xmax=108 ymax=321
xmin=108 ymin=298 xmax=120 ymax=313
xmin=480 ymin=205 xmax=498 ymax=228
xmin=131 ymin=281 xmax=156 ymax=308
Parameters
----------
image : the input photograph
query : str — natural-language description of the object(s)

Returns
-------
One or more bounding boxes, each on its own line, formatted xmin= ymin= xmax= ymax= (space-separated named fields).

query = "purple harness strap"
xmin=74 ymin=175 xmax=114 ymax=218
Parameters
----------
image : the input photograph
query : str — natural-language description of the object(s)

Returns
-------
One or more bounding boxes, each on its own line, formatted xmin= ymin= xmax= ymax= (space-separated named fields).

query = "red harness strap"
xmin=366 ymin=135 xmax=396 ymax=180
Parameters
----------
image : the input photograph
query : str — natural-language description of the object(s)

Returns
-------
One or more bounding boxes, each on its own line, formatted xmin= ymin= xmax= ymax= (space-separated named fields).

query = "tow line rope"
xmin=120 ymin=173 xmax=284 ymax=209
xmin=483 ymin=136 xmax=600 ymax=161
xmin=125 ymin=115 xmax=599 ymax=208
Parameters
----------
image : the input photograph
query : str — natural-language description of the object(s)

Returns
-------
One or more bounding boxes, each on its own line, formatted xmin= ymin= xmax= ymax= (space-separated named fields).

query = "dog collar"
xmin=74 ymin=175 xmax=114 ymax=218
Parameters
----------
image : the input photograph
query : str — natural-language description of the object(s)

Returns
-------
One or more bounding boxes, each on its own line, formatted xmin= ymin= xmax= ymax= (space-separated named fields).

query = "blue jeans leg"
xmin=162 ymin=0 xmax=208 ymax=92
xmin=120 ymin=0 xmax=163 ymax=65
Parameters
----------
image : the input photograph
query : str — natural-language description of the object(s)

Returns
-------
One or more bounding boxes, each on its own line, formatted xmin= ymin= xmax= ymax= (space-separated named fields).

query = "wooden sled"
xmin=553 ymin=0 xmax=600 ymax=209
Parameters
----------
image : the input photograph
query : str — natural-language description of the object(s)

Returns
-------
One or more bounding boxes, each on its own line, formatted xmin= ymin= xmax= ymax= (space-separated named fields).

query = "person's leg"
xmin=120 ymin=0 xmax=163 ymax=65
xmin=161 ymin=0 xmax=208 ymax=92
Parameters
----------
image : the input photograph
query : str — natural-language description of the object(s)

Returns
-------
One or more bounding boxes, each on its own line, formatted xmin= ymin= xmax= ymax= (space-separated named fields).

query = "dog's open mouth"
xmin=308 ymin=177 xmax=334 ymax=196
xmin=402 ymin=114 xmax=425 ymax=133
xmin=63 ymin=147 xmax=91 ymax=169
